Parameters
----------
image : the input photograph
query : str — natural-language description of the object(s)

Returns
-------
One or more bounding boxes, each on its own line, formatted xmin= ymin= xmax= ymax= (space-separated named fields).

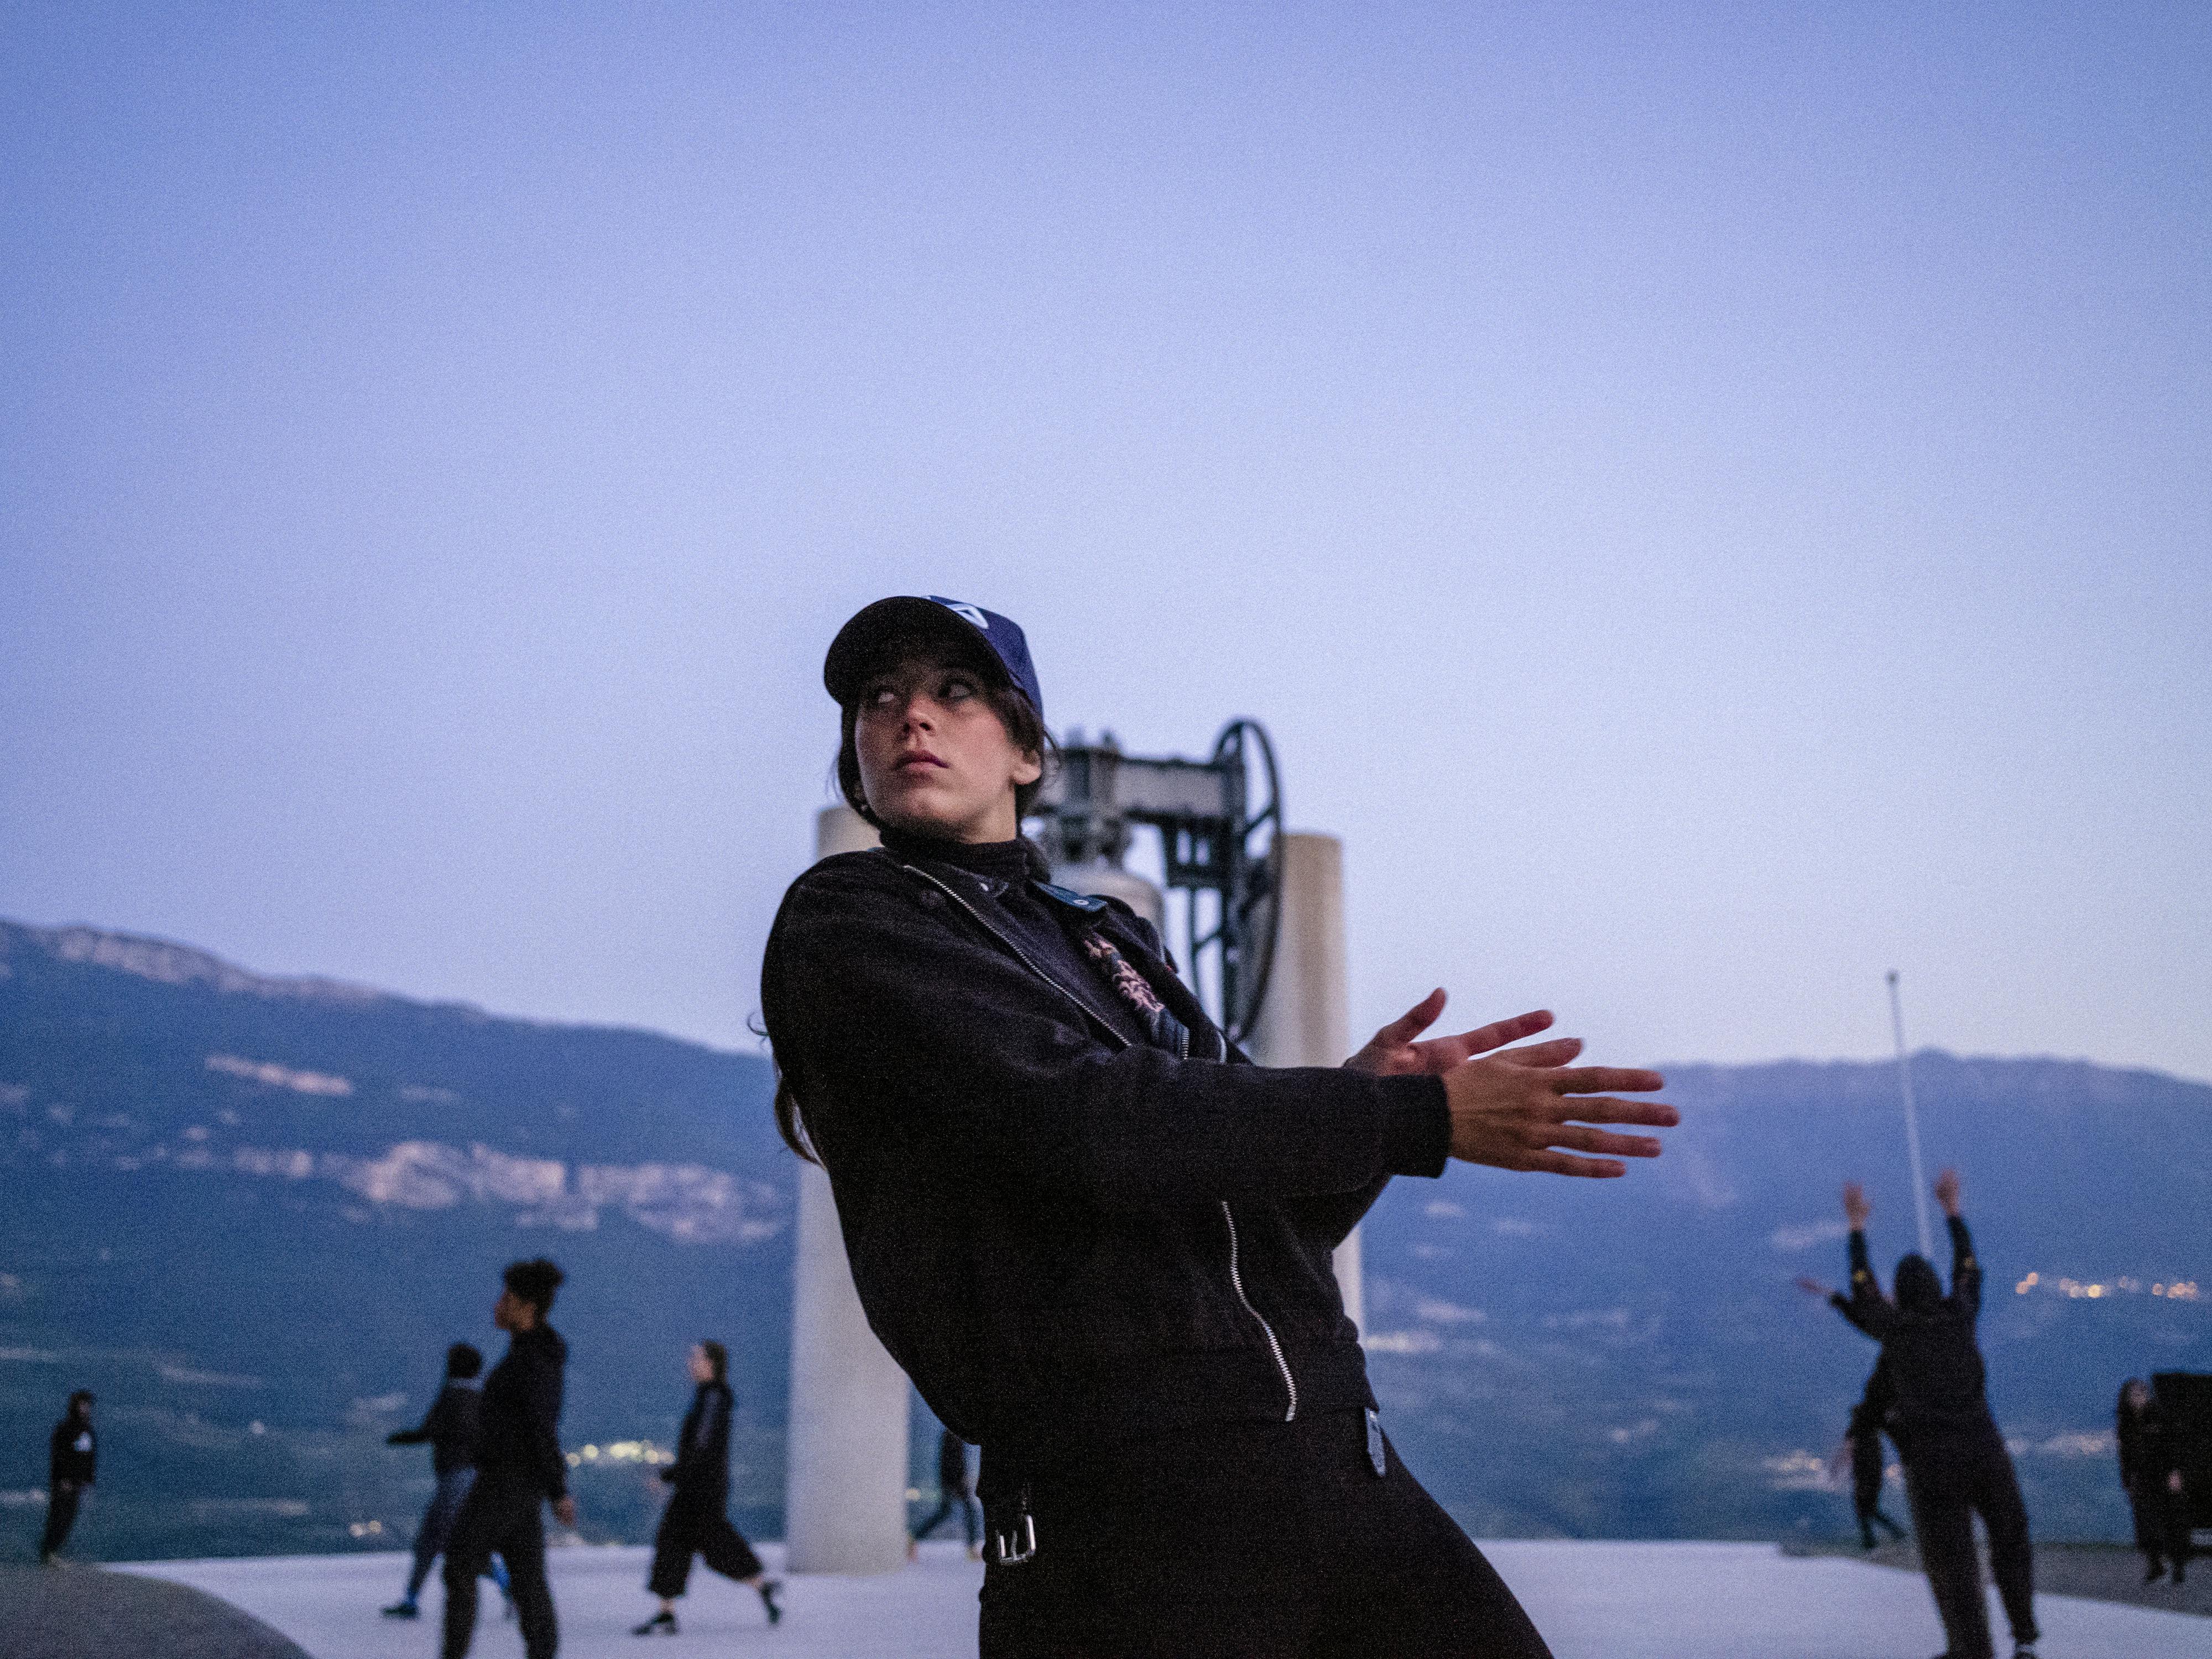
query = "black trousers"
xmin=2129 ymin=1473 xmax=2191 ymax=1572
xmin=443 ymin=1473 xmax=556 ymax=1659
xmin=40 ymin=1482 xmax=82 ymax=1559
xmin=1902 ymin=1430 xmax=2037 ymax=1659
xmin=647 ymin=1491 xmax=764 ymax=1598
xmin=1851 ymin=1441 xmax=1904 ymax=1547
xmin=978 ymin=1409 xmax=1551 ymax=1659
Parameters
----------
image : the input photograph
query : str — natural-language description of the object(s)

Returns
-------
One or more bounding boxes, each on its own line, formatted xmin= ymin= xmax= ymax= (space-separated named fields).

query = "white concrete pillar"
xmin=1243 ymin=833 xmax=1363 ymax=1334
xmin=784 ymin=805 xmax=911 ymax=1574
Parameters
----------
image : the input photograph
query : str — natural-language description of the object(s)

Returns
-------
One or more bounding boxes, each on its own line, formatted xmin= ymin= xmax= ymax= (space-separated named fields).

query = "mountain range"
xmin=2 ymin=919 xmax=2204 ymax=1561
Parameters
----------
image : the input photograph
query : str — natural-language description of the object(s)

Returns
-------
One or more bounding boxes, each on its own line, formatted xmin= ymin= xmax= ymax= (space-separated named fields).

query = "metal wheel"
xmin=1211 ymin=718 xmax=1282 ymax=1044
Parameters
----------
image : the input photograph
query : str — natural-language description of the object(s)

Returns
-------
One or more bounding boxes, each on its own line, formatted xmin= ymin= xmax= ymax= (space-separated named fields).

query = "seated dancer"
xmin=761 ymin=594 xmax=1679 ymax=1657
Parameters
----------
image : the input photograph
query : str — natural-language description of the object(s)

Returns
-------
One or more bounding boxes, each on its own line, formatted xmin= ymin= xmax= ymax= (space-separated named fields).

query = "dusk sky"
xmin=5 ymin=4 xmax=2207 ymax=1083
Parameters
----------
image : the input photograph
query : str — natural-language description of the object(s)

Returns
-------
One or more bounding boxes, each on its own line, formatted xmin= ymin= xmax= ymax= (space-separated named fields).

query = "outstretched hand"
xmin=1793 ymin=1276 xmax=1837 ymax=1300
xmin=1933 ymin=1167 xmax=1962 ymax=1217
xmin=1842 ymin=1181 xmax=1871 ymax=1230
xmin=553 ymin=1495 xmax=578 ymax=1530
xmin=1359 ymin=994 xmax=1677 ymax=1178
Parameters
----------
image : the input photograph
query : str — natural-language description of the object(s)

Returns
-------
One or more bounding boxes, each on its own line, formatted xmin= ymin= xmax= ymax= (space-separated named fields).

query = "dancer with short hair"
xmin=382 ymin=1342 xmax=513 ymax=1620
xmin=39 ymin=1391 xmax=96 ymax=1566
xmin=1825 ymin=1171 xmax=2038 ymax=1659
xmin=632 ymin=1339 xmax=782 ymax=1635
xmin=442 ymin=1259 xmax=573 ymax=1659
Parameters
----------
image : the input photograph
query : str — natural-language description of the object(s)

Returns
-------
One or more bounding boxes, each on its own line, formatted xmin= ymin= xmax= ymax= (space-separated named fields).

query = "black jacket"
xmin=49 ymin=1417 xmax=96 ymax=1486
xmin=2119 ymin=1402 xmax=2180 ymax=1494
xmin=477 ymin=1325 xmax=568 ymax=1500
xmin=759 ymin=832 xmax=1449 ymax=1452
xmin=661 ymin=1380 xmax=732 ymax=1504
xmin=1835 ymin=1215 xmax=1994 ymax=1443
xmin=387 ymin=1380 xmax=482 ymax=1478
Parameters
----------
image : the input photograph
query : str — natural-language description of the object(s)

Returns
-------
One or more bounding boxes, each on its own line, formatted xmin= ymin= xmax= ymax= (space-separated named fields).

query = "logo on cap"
xmin=938 ymin=601 xmax=989 ymax=630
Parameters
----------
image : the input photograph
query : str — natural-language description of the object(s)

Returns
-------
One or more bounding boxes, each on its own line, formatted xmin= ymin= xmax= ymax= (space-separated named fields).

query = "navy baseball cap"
xmin=823 ymin=596 xmax=1044 ymax=722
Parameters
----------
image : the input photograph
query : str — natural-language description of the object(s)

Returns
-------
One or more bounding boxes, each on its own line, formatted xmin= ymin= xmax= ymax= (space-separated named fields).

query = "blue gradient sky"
xmin=5 ymin=4 xmax=2207 ymax=1079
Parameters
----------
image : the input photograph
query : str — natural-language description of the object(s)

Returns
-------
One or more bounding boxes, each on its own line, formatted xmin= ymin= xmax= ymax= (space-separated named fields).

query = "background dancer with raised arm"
xmin=38 ymin=1390 xmax=95 ymax=1566
xmin=632 ymin=1339 xmax=781 ymax=1636
xmin=761 ymin=594 xmax=1679 ymax=1658
xmin=382 ymin=1343 xmax=512 ymax=1621
xmin=1826 ymin=1170 xmax=2038 ymax=1659
xmin=442 ymin=1259 xmax=574 ymax=1659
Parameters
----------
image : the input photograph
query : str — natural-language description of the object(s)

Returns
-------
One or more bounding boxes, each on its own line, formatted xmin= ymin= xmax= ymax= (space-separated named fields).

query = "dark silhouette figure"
xmin=40 ymin=1391 xmax=96 ymax=1565
xmin=910 ymin=1427 xmax=980 ymax=1556
xmin=382 ymin=1342 xmax=512 ymax=1618
xmin=1829 ymin=1171 xmax=2037 ymax=1659
xmin=1845 ymin=1360 xmax=1908 ymax=1551
xmin=633 ymin=1340 xmax=780 ymax=1635
xmin=442 ymin=1259 xmax=573 ymax=1659
xmin=2118 ymin=1378 xmax=2189 ymax=1584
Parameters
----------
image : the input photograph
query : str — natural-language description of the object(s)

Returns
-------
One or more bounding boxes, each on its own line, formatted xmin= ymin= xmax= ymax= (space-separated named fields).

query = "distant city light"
xmin=2012 ymin=1271 xmax=2200 ymax=1302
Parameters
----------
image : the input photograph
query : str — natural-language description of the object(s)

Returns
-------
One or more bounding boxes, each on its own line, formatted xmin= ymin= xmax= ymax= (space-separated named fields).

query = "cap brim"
xmin=823 ymin=597 xmax=1008 ymax=705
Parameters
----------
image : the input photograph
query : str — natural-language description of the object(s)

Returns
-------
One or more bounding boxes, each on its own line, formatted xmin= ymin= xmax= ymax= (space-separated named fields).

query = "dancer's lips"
xmin=895 ymin=750 xmax=948 ymax=774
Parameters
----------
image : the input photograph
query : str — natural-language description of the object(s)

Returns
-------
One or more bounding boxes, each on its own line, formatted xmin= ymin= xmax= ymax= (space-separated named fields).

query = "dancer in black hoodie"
xmin=40 ymin=1391 xmax=96 ymax=1564
xmin=632 ymin=1340 xmax=781 ymax=1635
xmin=2117 ymin=1378 xmax=2189 ymax=1584
xmin=382 ymin=1343 xmax=513 ymax=1619
xmin=442 ymin=1259 xmax=573 ymax=1659
xmin=761 ymin=595 xmax=1680 ymax=1658
xmin=1827 ymin=1171 xmax=2037 ymax=1659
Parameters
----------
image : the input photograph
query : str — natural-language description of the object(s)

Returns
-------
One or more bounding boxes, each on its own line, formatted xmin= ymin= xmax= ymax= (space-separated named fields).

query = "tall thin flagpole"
xmin=1886 ymin=971 xmax=1935 ymax=1258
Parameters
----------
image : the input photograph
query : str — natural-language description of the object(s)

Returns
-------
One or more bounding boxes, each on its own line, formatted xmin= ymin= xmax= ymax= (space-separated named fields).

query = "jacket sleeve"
xmin=762 ymin=861 xmax=1448 ymax=1212
xmin=1841 ymin=1229 xmax=1897 ymax=1340
xmin=527 ymin=1357 xmax=567 ymax=1502
xmin=388 ymin=1390 xmax=445 ymax=1447
xmin=1946 ymin=1214 xmax=1981 ymax=1320
xmin=669 ymin=1390 xmax=729 ymax=1491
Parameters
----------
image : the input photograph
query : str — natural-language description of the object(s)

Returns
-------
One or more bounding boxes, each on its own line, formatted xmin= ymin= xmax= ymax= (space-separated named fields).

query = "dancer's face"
xmin=854 ymin=653 xmax=1040 ymax=844
xmin=688 ymin=1345 xmax=713 ymax=1384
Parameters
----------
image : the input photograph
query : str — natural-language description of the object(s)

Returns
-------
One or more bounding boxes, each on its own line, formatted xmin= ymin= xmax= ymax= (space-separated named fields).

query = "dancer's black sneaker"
xmin=760 ymin=1579 xmax=784 ymax=1625
xmin=632 ymin=1610 xmax=677 ymax=1636
xmin=2146 ymin=1561 xmax=2167 ymax=1583
xmin=380 ymin=1600 xmax=421 ymax=1618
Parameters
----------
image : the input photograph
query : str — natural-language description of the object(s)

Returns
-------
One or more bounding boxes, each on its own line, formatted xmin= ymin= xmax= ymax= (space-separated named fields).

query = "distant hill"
xmin=2 ymin=920 xmax=2206 ymax=1561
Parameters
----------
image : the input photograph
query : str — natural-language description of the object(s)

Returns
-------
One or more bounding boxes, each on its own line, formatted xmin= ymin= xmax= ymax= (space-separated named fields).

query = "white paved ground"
xmin=117 ymin=1540 xmax=2208 ymax=1659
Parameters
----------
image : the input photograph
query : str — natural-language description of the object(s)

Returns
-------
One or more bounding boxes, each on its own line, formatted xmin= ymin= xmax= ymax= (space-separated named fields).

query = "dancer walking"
xmin=1826 ymin=1170 xmax=2038 ymax=1659
xmin=909 ymin=1427 xmax=980 ymax=1559
xmin=633 ymin=1340 xmax=781 ymax=1635
xmin=382 ymin=1343 xmax=513 ymax=1619
xmin=442 ymin=1259 xmax=574 ymax=1659
xmin=761 ymin=594 xmax=1678 ymax=1657
xmin=2117 ymin=1378 xmax=2189 ymax=1584
xmin=39 ymin=1391 xmax=96 ymax=1566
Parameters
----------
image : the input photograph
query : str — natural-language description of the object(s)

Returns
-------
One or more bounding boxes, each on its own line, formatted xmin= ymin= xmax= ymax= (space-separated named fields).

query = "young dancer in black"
xmin=442 ymin=1259 xmax=573 ymax=1659
xmin=40 ymin=1391 xmax=96 ymax=1564
xmin=1827 ymin=1171 xmax=2037 ymax=1659
xmin=761 ymin=595 xmax=1679 ymax=1658
xmin=383 ymin=1343 xmax=513 ymax=1619
xmin=633 ymin=1340 xmax=781 ymax=1635
xmin=2117 ymin=1378 xmax=2189 ymax=1584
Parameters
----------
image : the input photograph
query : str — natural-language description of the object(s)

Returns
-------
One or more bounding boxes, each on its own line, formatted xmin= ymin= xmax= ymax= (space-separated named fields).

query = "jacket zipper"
xmin=1221 ymin=1201 xmax=1298 ymax=1422
xmin=903 ymin=859 xmax=1301 ymax=1423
